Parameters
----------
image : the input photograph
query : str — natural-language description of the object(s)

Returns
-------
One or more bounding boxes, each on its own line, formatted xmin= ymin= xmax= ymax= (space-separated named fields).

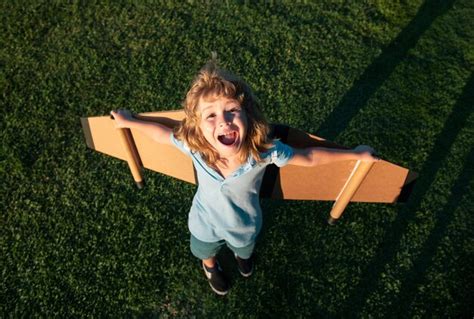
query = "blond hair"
xmin=174 ymin=58 xmax=271 ymax=168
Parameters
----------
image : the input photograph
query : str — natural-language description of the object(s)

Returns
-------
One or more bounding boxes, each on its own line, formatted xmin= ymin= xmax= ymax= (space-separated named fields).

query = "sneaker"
xmin=235 ymin=255 xmax=254 ymax=277
xmin=202 ymin=261 xmax=230 ymax=295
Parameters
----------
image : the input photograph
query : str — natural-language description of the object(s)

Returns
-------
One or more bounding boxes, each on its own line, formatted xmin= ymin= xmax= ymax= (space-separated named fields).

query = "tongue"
xmin=219 ymin=133 xmax=236 ymax=145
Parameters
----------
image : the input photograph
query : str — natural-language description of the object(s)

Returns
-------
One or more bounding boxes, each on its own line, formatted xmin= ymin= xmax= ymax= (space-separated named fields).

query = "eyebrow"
xmin=200 ymin=100 xmax=240 ymax=113
xmin=200 ymin=105 xmax=214 ymax=114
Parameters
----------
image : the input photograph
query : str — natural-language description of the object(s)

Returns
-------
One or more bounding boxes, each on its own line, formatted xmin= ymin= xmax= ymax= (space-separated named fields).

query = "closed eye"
xmin=206 ymin=113 xmax=216 ymax=119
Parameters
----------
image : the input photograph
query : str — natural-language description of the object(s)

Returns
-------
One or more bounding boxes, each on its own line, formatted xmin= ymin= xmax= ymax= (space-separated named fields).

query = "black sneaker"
xmin=235 ymin=255 xmax=254 ymax=277
xmin=202 ymin=261 xmax=230 ymax=295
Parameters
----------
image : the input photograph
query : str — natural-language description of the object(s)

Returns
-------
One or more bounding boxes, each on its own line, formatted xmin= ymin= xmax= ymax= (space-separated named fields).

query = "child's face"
xmin=197 ymin=95 xmax=248 ymax=160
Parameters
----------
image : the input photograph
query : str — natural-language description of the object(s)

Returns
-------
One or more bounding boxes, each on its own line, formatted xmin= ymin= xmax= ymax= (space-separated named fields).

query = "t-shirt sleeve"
xmin=169 ymin=133 xmax=192 ymax=156
xmin=269 ymin=140 xmax=294 ymax=167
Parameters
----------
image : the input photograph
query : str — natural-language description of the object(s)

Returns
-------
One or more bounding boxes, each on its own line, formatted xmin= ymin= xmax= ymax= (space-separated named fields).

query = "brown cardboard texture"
xmin=81 ymin=110 xmax=417 ymax=203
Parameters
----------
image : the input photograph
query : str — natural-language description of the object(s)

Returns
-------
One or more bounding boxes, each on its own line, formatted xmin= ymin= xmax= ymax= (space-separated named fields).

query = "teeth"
xmin=218 ymin=132 xmax=237 ymax=146
xmin=220 ymin=132 xmax=234 ymax=137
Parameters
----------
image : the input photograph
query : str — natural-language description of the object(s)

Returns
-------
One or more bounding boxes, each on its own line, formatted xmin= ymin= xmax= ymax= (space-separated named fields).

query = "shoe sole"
xmin=235 ymin=254 xmax=254 ymax=278
xmin=208 ymin=282 xmax=229 ymax=296
xmin=238 ymin=266 xmax=253 ymax=278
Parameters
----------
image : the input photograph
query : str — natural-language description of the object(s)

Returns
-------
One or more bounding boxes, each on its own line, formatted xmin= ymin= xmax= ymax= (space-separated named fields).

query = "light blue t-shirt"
xmin=170 ymin=133 xmax=294 ymax=248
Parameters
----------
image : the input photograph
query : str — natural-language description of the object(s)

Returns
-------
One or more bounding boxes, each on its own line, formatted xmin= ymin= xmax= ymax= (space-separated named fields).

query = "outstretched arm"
xmin=288 ymin=145 xmax=379 ymax=167
xmin=110 ymin=110 xmax=173 ymax=145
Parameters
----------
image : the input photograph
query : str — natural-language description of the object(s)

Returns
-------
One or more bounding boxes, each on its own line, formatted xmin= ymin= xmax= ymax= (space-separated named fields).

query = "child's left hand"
xmin=353 ymin=145 xmax=380 ymax=163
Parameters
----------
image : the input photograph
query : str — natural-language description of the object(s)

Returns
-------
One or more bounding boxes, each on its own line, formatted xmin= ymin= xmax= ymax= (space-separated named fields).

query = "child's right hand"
xmin=110 ymin=109 xmax=133 ymax=128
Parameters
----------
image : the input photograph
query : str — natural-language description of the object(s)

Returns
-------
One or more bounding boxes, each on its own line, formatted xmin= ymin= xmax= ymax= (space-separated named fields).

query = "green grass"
xmin=1 ymin=1 xmax=473 ymax=317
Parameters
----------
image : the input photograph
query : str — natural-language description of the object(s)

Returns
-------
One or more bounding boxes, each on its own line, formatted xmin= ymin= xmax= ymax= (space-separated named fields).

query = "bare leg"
xmin=203 ymin=256 xmax=216 ymax=268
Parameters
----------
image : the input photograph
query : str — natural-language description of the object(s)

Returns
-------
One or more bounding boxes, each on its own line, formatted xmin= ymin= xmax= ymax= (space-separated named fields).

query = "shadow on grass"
xmin=250 ymin=1 xmax=457 ymax=316
xmin=342 ymin=73 xmax=473 ymax=316
xmin=257 ymin=201 xmax=333 ymax=317
xmin=394 ymin=142 xmax=474 ymax=315
xmin=316 ymin=0 xmax=455 ymax=141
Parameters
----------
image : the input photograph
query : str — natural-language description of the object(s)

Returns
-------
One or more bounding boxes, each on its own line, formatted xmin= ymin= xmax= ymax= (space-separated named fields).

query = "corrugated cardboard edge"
xmin=80 ymin=117 xmax=94 ymax=150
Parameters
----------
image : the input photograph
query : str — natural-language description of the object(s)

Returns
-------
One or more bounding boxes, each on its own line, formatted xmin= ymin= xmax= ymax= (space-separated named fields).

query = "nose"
xmin=218 ymin=112 xmax=233 ymax=127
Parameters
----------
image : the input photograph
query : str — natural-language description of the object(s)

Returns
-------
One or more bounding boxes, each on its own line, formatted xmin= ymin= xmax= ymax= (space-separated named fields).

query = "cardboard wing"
xmin=81 ymin=110 xmax=417 ymax=206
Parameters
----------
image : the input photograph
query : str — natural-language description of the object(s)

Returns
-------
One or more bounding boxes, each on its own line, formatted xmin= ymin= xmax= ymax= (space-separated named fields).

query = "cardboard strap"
xmin=328 ymin=160 xmax=374 ymax=224
xmin=114 ymin=124 xmax=144 ymax=189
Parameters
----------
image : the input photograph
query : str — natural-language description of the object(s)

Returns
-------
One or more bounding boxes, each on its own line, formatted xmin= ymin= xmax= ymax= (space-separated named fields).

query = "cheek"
xmin=200 ymin=122 xmax=212 ymax=132
xmin=199 ymin=122 xmax=215 ymax=140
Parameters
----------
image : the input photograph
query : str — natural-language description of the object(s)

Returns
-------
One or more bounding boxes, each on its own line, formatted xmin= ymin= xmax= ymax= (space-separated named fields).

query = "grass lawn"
xmin=1 ymin=1 xmax=473 ymax=317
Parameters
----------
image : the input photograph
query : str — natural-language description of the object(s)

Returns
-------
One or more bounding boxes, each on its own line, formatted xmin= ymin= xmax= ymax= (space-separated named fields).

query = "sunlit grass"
xmin=1 ymin=1 xmax=473 ymax=317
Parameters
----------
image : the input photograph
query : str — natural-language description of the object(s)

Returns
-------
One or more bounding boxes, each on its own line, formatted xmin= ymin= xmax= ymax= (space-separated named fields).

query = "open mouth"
xmin=217 ymin=132 xmax=238 ymax=146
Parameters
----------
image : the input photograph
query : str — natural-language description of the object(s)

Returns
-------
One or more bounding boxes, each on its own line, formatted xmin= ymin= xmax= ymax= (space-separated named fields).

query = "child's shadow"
xmin=252 ymin=199 xmax=332 ymax=317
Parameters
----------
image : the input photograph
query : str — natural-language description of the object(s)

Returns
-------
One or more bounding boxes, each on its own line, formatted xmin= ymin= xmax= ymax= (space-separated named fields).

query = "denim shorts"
xmin=190 ymin=234 xmax=255 ymax=260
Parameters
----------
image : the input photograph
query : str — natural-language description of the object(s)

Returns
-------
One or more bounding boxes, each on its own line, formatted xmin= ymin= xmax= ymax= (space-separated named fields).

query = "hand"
xmin=353 ymin=145 xmax=380 ymax=163
xmin=110 ymin=109 xmax=133 ymax=128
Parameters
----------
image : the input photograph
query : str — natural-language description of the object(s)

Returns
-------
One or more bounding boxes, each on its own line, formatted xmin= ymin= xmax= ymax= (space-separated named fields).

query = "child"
xmin=110 ymin=58 xmax=378 ymax=295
